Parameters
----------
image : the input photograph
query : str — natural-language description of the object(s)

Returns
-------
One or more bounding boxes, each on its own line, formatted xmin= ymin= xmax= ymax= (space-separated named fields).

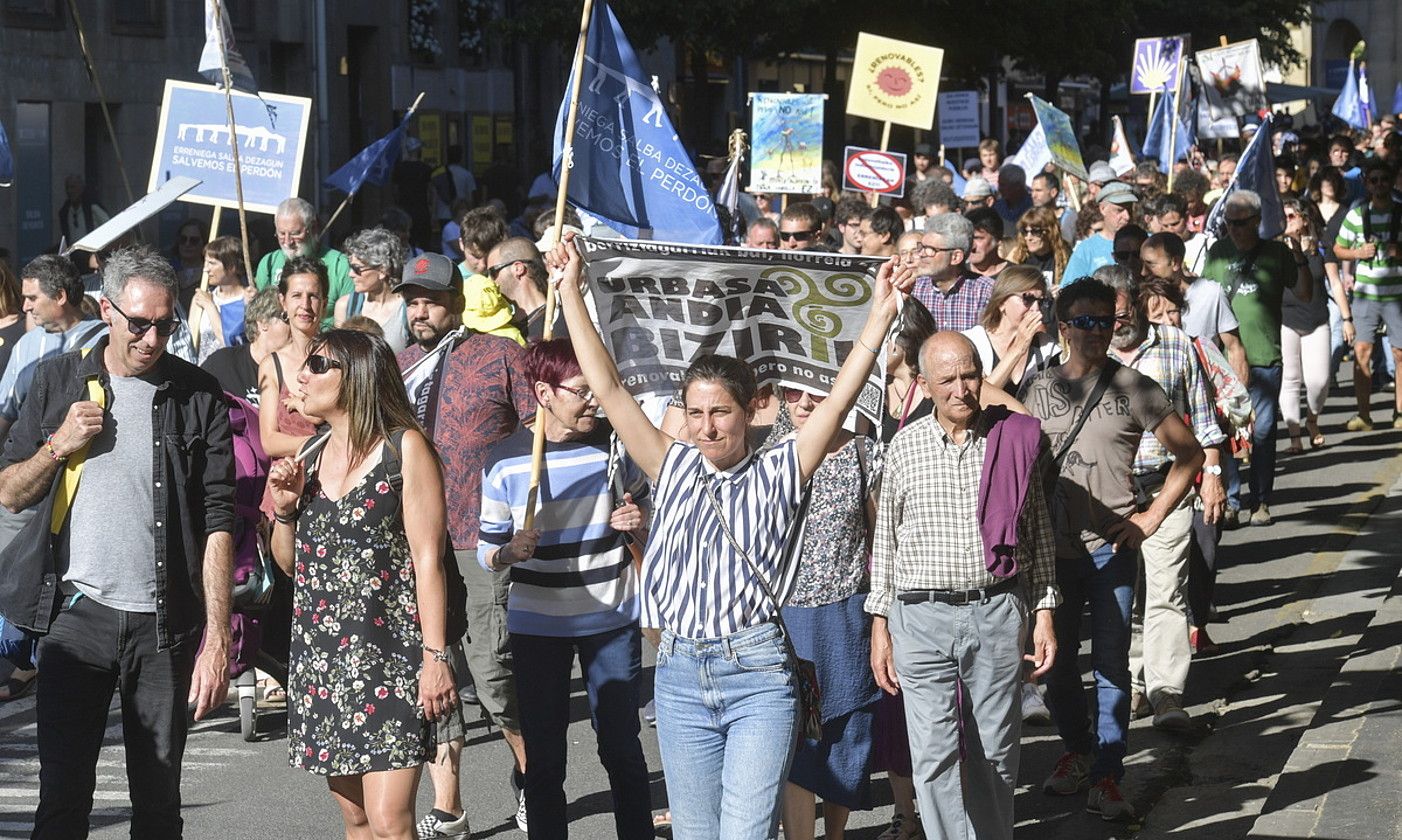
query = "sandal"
xmin=652 ymin=810 xmax=672 ymax=837
xmin=1307 ymin=420 xmax=1325 ymax=448
xmin=0 ymin=667 xmax=37 ymax=702
xmin=1284 ymin=441 xmax=1304 ymax=455
xmin=262 ymin=683 xmax=287 ymax=702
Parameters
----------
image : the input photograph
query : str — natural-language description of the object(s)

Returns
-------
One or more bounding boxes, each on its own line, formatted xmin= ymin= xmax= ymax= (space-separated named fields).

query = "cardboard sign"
xmin=847 ymin=33 xmax=944 ymax=129
xmin=148 ymin=80 xmax=311 ymax=214
xmin=842 ymin=146 xmax=907 ymax=197
xmin=749 ymin=93 xmax=825 ymax=195
xmin=66 ymin=176 xmax=201 ymax=255
xmin=937 ymin=91 xmax=980 ymax=148
xmin=1131 ymin=37 xmax=1185 ymax=95
xmin=1027 ymin=95 xmax=1089 ymax=183
xmin=1195 ymin=40 xmax=1267 ymax=119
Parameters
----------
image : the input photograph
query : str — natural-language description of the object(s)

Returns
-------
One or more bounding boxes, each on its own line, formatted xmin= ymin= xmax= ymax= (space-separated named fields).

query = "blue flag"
xmin=325 ymin=112 xmax=414 ymax=196
xmin=552 ymin=1 xmax=720 ymax=245
xmin=1205 ymin=113 xmax=1285 ymax=241
xmin=1393 ymin=81 xmax=1402 ymax=118
xmin=0 ymin=118 xmax=12 ymax=187
xmin=1142 ymin=88 xmax=1194 ymax=174
xmin=1331 ymin=59 xmax=1367 ymax=130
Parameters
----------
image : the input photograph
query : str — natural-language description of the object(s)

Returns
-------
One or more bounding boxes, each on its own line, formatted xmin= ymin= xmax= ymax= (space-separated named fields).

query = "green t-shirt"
xmin=1334 ymin=201 xmax=1402 ymax=301
xmin=253 ymin=246 xmax=352 ymax=330
xmin=1201 ymin=238 xmax=1294 ymax=368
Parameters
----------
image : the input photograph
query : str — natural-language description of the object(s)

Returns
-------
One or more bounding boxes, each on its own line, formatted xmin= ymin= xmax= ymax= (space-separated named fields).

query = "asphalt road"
xmin=2 ymin=380 xmax=1399 ymax=839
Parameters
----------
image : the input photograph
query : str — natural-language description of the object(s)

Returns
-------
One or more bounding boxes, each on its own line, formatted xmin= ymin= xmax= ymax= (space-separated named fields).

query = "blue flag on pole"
xmin=325 ymin=113 xmax=414 ymax=196
xmin=0 ymin=118 xmax=13 ymax=187
xmin=552 ymin=1 xmax=720 ymax=245
xmin=1331 ymin=59 xmax=1367 ymax=129
xmin=1358 ymin=62 xmax=1375 ymax=126
xmin=1142 ymin=88 xmax=1194 ymax=174
xmin=1393 ymin=81 xmax=1402 ymax=117
xmin=1205 ymin=113 xmax=1284 ymax=241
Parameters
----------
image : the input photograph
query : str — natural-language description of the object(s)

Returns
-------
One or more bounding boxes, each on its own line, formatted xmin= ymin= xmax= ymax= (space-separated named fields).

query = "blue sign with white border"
xmin=147 ymin=80 xmax=311 ymax=214
xmin=1131 ymin=37 xmax=1184 ymax=95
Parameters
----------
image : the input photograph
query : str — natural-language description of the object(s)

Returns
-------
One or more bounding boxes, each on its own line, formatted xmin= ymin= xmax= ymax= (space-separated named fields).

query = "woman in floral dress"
xmin=267 ymin=329 xmax=456 ymax=840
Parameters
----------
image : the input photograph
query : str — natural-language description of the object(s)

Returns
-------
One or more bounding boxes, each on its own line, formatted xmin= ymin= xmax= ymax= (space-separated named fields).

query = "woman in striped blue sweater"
xmin=546 ymin=234 xmax=913 ymax=840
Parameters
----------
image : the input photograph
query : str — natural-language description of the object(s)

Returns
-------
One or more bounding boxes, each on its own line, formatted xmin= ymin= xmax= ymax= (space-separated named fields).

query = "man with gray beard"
xmin=252 ymin=197 xmax=352 ymax=328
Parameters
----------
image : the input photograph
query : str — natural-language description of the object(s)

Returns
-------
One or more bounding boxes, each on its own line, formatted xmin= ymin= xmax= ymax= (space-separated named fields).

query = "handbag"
xmin=699 ymin=476 xmax=823 ymax=741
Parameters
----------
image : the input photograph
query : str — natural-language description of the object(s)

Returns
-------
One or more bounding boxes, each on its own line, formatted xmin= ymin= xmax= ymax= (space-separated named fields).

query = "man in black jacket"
xmin=0 ymin=245 xmax=235 ymax=840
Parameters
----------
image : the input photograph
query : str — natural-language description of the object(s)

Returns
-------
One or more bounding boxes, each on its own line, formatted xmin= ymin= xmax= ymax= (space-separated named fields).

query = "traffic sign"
xmin=842 ymin=146 xmax=907 ymax=197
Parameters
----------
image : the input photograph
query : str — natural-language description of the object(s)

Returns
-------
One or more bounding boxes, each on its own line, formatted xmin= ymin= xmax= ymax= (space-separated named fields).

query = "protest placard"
xmin=148 ymin=80 xmax=311 ymax=214
xmin=578 ymin=237 xmax=888 ymax=422
xmin=843 ymin=147 xmax=907 ymax=197
xmin=1131 ymin=37 xmax=1185 ymax=95
xmin=1195 ymin=40 xmax=1267 ymax=119
xmin=937 ymin=91 xmax=980 ymax=148
xmin=847 ymin=33 xmax=944 ymax=131
xmin=66 ymin=176 xmax=201 ymax=255
xmin=1027 ymin=94 xmax=1089 ymax=182
xmin=749 ymin=93 xmax=825 ymax=195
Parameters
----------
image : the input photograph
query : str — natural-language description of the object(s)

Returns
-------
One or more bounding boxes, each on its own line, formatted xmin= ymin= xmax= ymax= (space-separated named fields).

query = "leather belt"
xmin=896 ymin=576 xmax=1020 ymax=606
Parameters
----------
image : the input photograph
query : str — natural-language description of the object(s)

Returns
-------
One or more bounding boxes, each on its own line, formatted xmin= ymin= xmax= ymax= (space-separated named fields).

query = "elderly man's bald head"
xmin=919 ymin=331 xmax=983 ymax=378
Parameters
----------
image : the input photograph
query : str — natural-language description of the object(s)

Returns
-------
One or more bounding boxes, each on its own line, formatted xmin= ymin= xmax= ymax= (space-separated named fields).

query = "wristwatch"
xmin=1202 ymin=464 xmax=1223 ymax=476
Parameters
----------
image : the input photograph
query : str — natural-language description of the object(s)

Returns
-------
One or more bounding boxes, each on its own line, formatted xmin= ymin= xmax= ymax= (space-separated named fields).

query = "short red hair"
xmin=524 ymin=338 xmax=582 ymax=390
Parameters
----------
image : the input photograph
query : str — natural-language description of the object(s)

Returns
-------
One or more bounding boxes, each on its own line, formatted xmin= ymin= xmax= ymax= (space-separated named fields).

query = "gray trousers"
xmin=889 ymin=591 xmax=1026 ymax=840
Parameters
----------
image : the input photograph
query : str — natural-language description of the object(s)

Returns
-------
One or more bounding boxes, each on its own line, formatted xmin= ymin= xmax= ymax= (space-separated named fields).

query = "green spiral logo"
xmin=764 ymin=267 xmax=872 ymax=363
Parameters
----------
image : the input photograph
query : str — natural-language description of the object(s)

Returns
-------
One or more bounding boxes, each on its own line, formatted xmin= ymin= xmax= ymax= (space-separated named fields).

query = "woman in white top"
xmin=962 ymin=264 xmax=1061 ymax=397
xmin=188 ymin=235 xmax=251 ymax=365
xmin=336 ymin=227 xmax=411 ymax=352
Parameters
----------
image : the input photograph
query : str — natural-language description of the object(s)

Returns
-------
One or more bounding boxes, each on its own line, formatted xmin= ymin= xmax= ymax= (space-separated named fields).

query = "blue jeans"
xmin=1044 ymin=544 xmax=1136 ymax=783
xmin=654 ymin=623 xmax=799 ymax=840
xmin=510 ymin=625 xmax=653 ymax=840
xmin=1226 ymin=364 xmax=1283 ymax=510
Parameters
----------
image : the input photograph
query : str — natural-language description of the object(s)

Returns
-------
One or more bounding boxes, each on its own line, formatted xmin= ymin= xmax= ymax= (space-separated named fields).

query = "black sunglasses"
xmin=348 ymin=262 xmax=380 ymax=276
xmin=1020 ymin=292 xmax=1051 ymax=309
xmin=486 ymin=259 xmax=522 ymax=277
xmin=305 ymin=353 xmax=343 ymax=375
xmin=1062 ymin=314 xmax=1117 ymax=332
xmin=1225 ymin=215 xmax=1259 ymax=229
xmin=779 ymin=229 xmax=817 ymax=241
xmin=108 ymin=299 xmax=180 ymax=337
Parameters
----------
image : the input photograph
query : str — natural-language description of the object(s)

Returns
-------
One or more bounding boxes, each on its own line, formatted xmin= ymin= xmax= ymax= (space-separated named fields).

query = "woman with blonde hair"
xmin=1008 ymin=206 xmax=1070 ymax=287
xmin=962 ymin=265 xmax=1061 ymax=396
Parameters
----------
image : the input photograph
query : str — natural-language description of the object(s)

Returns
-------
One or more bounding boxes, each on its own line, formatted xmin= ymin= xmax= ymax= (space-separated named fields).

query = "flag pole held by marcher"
xmin=524 ymin=0 xmax=595 ymax=530
xmin=322 ymin=91 xmax=428 ymax=239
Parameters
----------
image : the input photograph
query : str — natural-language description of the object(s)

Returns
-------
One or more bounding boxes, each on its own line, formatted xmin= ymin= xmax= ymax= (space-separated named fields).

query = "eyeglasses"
xmin=779 ymin=229 xmax=818 ymax=242
xmin=108 ymin=299 xmax=180 ymax=338
xmin=180 ymin=235 xmax=202 ymax=245
xmin=917 ymin=243 xmax=959 ymax=255
xmin=782 ymin=388 xmax=827 ymax=404
xmin=552 ymin=383 xmax=595 ymax=402
xmin=486 ymin=259 xmax=522 ymax=277
xmin=348 ymin=263 xmax=379 ymax=276
xmin=1061 ymin=314 xmax=1117 ymax=332
xmin=305 ymin=354 xmax=343 ymax=375
xmin=1019 ymin=292 xmax=1050 ymax=309
xmin=1224 ymin=215 xmax=1259 ymax=228
xmin=1019 ymin=226 xmax=1047 ymax=237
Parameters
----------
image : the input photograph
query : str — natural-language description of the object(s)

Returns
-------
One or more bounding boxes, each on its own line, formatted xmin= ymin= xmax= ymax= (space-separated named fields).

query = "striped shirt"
xmin=641 ymin=439 xmax=805 ymax=639
xmin=1115 ymin=324 xmax=1225 ymax=472
xmin=867 ymin=413 xmax=1059 ymax=618
xmin=1335 ymin=202 xmax=1402 ymax=301
xmin=477 ymin=425 xmax=649 ymax=637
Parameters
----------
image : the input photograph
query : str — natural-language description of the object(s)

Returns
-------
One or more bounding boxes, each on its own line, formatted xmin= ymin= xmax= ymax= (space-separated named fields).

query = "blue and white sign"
xmin=1131 ymin=37 xmax=1184 ymax=95
xmin=938 ymin=91 xmax=981 ymax=148
xmin=147 ymin=80 xmax=311 ymax=214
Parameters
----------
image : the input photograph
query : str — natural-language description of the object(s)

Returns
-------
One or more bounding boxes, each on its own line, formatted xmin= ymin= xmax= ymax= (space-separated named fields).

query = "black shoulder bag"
xmin=700 ymin=476 xmax=823 ymax=740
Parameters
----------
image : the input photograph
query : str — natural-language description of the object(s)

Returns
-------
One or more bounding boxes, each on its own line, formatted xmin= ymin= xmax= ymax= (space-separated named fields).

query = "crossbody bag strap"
xmin=50 ymin=349 xmax=104 ymax=535
xmin=699 ymin=475 xmax=801 ymax=655
xmin=1052 ymin=360 xmax=1119 ymax=470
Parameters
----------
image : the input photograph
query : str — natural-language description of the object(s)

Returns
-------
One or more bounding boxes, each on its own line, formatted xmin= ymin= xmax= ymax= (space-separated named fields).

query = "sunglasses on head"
xmin=108 ymin=299 xmax=180 ymax=337
xmin=779 ymin=229 xmax=817 ymax=242
xmin=1062 ymin=314 xmax=1117 ymax=332
xmin=305 ymin=354 xmax=343 ymax=375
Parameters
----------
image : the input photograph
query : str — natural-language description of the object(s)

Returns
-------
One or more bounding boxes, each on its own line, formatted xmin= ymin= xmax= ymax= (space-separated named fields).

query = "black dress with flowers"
xmin=287 ymin=447 xmax=432 ymax=776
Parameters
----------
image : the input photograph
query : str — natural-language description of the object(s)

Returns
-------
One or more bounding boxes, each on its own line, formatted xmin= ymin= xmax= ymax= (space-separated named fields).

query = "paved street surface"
xmin=2 ymin=383 xmax=1400 ymax=839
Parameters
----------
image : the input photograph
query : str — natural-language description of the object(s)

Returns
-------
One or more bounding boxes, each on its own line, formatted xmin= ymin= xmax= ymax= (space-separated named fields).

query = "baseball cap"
xmin=962 ymin=177 xmax=995 ymax=200
xmin=1097 ymin=181 xmax=1137 ymax=206
xmin=1088 ymin=161 xmax=1117 ymax=184
xmin=913 ymin=142 xmax=934 ymax=157
xmin=395 ymin=252 xmax=459 ymax=293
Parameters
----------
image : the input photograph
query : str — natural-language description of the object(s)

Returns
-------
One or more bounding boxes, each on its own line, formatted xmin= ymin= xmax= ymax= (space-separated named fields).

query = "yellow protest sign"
xmin=846 ymin=33 xmax=944 ymax=130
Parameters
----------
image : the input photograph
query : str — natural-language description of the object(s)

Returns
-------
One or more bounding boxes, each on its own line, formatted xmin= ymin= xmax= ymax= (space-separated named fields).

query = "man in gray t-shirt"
xmin=1141 ymin=232 xmax=1248 ymax=382
xmin=1022 ymin=279 xmax=1203 ymax=818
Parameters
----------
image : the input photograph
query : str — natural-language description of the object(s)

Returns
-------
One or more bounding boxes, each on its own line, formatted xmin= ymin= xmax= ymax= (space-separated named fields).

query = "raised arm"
xmin=547 ymin=237 xmax=673 ymax=481
xmin=795 ymin=256 xmax=914 ymax=482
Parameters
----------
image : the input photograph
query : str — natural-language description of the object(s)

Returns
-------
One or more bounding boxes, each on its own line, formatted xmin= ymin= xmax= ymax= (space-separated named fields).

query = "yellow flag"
xmin=846 ymin=33 xmax=945 ymax=130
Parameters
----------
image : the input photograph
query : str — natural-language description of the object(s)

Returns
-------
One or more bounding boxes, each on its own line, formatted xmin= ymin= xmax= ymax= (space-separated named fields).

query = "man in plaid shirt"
xmin=911 ymin=214 xmax=995 ymax=332
xmin=1095 ymin=265 xmax=1226 ymax=735
xmin=867 ymin=332 xmax=1058 ymax=840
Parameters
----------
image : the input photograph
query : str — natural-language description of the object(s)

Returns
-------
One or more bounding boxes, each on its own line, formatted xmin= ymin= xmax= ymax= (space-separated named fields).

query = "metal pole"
xmin=211 ymin=0 xmax=255 ymax=299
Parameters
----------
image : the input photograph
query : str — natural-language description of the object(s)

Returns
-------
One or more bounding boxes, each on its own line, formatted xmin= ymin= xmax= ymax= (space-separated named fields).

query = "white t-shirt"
xmin=1182 ymin=277 xmax=1239 ymax=342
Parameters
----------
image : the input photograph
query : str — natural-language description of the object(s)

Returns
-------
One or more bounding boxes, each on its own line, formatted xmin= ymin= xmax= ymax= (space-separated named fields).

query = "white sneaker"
xmin=415 ymin=809 xmax=470 ymax=839
xmin=510 ymin=769 xmax=527 ymax=832
xmin=1022 ymin=683 xmax=1052 ymax=725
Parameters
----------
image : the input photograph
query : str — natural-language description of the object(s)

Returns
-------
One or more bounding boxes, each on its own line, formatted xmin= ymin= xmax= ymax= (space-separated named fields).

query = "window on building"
xmin=2 ymin=0 xmax=65 ymax=29
xmin=112 ymin=0 xmax=164 ymax=36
